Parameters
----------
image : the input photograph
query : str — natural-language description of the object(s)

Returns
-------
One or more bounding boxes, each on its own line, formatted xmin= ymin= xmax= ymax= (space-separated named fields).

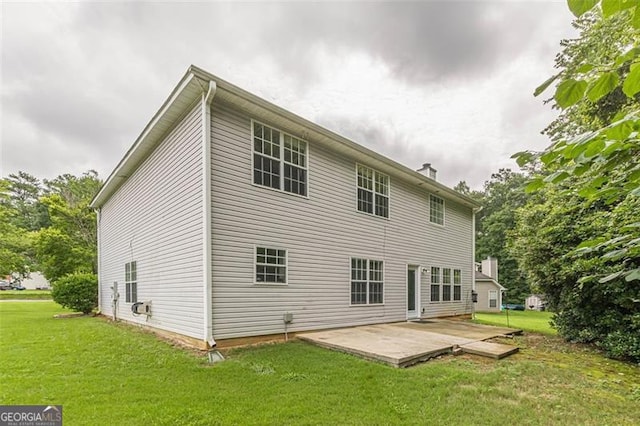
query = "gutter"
xmin=202 ymin=81 xmax=217 ymax=347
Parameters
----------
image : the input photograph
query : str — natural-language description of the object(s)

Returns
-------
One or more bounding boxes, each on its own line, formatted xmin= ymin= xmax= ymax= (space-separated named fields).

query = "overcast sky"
xmin=1 ymin=1 xmax=577 ymax=190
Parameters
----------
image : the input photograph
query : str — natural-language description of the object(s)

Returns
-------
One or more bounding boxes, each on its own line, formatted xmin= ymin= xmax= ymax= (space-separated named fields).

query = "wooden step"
xmin=460 ymin=340 xmax=519 ymax=359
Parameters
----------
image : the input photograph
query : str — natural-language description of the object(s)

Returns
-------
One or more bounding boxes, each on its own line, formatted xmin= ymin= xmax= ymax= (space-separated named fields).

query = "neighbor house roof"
xmin=91 ymin=65 xmax=483 ymax=210
xmin=475 ymin=271 xmax=506 ymax=290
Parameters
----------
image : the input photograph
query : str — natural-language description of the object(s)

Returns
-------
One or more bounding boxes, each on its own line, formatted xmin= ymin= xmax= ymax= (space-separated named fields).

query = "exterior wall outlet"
xmin=283 ymin=312 xmax=293 ymax=323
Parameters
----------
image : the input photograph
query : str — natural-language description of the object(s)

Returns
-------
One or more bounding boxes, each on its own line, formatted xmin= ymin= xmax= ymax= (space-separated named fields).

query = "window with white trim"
xmin=357 ymin=165 xmax=389 ymax=218
xmin=489 ymin=290 xmax=498 ymax=308
xmin=350 ymin=258 xmax=384 ymax=305
xmin=255 ymin=247 xmax=287 ymax=284
xmin=453 ymin=269 xmax=462 ymax=301
xmin=430 ymin=266 xmax=440 ymax=302
xmin=429 ymin=195 xmax=444 ymax=225
xmin=442 ymin=268 xmax=452 ymax=301
xmin=253 ymin=122 xmax=307 ymax=196
xmin=125 ymin=261 xmax=137 ymax=303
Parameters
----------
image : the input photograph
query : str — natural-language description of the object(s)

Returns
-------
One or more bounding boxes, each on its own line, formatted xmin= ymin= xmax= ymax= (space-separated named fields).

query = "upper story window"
xmin=253 ymin=121 xmax=307 ymax=196
xmin=255 ymin=247 xmax=287 ymax=284
xmin=356 ymin=164 xmax=389 ymax=218
xmin=429 ymin=195 xmax=445 ymax=225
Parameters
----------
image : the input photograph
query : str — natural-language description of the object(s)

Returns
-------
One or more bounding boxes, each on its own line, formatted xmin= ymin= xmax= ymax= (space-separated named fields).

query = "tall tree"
xmin=1 ymin=171 xmax=50 ymax=231
xmin=512 ymin=1 xmax=640 ymax=361
xmin=475 ymin=169 xmax=531 ymax=303
xmin=34 ymin=171 xmax=102 ymax=281
xmin=513 ymin=1 xmax=640 ymax=284
xmin=0 ymin=180 xmax=32 ymax=277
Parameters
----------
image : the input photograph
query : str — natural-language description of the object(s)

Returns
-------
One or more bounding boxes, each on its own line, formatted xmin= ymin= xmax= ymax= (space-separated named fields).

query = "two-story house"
xmin=91 ymin=65 xmax=481 ymax=348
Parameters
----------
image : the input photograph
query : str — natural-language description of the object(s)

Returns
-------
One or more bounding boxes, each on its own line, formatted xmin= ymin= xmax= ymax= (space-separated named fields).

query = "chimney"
xmin=481 ymin=256 xmax=498 ymax=281
xmin=417 ymin=163 xmax=437 ymax=180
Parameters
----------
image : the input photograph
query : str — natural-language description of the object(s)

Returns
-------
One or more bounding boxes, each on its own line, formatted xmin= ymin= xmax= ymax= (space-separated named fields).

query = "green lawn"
xmin=1 ymin=302 xmax=638 ymax=425
xmin=0 ymin=290 xmax=52 ymax=300
xmin=474 ymin=310 xmax=557 ymax=335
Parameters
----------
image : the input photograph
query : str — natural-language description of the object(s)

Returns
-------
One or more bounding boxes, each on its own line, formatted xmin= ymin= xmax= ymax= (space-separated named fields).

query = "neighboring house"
xmin=526 ymin=294 xmax=546 ymax=311
xmin=21 ymin=272 xmax=50 ymax=290
xmin=474 ymin=257 xmax=505 ymax=313
xmin=90 ymin=65 xmax=481 ymax=348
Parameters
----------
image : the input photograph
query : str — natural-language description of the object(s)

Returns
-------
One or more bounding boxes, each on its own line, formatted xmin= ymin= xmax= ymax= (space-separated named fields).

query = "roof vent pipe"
xmin=417 ymin=163 xmax=437 ymax=180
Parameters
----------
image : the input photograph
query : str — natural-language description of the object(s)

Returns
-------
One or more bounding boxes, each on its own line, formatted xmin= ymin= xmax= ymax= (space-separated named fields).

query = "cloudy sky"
xmin=1 ymin=1 xmax=577 ymax=189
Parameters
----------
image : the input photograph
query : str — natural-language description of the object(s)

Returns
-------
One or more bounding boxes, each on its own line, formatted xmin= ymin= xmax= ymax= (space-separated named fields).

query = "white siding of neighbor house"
xmin=209 ymin=103 xmax=474 ymax=339
xmin=475 ymin=281 xmax=502 ymax=313
xmin=98 ymin=102 xmax=205 ymax=339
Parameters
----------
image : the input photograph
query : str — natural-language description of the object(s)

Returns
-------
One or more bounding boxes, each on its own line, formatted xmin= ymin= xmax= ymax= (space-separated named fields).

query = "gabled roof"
xmin=475 ymin=271 xmax=506 ymax=290
xmin=91 ymin=65 xmax=483 ymax=210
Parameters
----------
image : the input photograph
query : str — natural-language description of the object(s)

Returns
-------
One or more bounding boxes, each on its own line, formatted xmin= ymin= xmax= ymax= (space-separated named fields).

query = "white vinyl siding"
xmin=210 ymin=103 xmax=475 ymax=339
xmin=98 ymin=103 xmax=204 ymax=339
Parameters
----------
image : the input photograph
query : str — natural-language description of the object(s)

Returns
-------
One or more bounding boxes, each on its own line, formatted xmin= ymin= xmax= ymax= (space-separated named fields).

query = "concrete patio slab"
xmin=299 ymin=320 xmax=521 ymax=367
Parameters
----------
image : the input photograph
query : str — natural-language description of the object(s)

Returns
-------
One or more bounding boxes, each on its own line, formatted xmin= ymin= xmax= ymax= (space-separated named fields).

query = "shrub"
xmin=51 ymin=273 xmax=98 ymax=314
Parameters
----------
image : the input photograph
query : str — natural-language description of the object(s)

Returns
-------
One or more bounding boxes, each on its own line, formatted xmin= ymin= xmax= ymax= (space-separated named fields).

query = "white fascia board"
xmin=91 ymin=71 xmax=204 ymax=208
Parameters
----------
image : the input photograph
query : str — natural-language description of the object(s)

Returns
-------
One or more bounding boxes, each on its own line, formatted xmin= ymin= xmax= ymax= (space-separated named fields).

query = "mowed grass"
xmin=474 ymin=310 xmax=556 ymax=335
xmin=1 ymin=303 xmax=639 ymax=425
xmin=0 ymin=290 xmax=52 ymax=300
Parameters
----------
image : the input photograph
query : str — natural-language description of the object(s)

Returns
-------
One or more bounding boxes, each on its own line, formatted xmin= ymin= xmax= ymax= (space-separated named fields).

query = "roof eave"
xmin=188 ymin=65 xmax=481 ymax=210
xmin=90 ymin=70 xmax=207 ymax=208
xmin=93 ymin=65 xmax=482 ymax=210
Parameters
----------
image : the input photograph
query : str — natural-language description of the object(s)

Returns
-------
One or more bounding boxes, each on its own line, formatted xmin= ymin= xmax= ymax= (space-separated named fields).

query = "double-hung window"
xmin=253 ymin=121 xmax=307 ymax=196
xmin=350 ymin=258 xmax=384 ymax=305
xmin=357 ymin=165 xmax=389 ymax=218
xmin=489 ymin=290 xmax=498 ymax=308
xmin=429 ymin=195 xmax=444 ymax=225
xmin=430 ymin=266 xmax=440 ymax=302
xmin=125 ymin=261 xmax=137 ymax=303
xmin=453 ymin=269 xmax=462 ymax=301
xmin=255 ymin=247 xmax=287 ymax=284
xmin=442 ymin=268 xmax=452 ymax=301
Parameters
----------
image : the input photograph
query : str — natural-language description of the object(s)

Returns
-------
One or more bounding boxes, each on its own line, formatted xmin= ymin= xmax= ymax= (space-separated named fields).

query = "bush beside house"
xmin=51 ymin=273 xmax=98 ymax=314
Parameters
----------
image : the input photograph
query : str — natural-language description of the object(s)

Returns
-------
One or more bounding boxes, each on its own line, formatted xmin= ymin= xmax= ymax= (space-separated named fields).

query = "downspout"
xmin=202 ymin=80 xmax=217 ymax=347
xmin=471 ymin=206 xmax=482 ymax=319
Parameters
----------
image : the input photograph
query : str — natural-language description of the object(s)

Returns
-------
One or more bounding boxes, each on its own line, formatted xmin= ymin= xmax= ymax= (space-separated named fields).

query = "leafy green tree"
xmin=475 ymin=169 xmax=531 ymax=303
xmin=514 ymin=1 xmax=640 ymax=284
xmin=0 ymin=180 xmax=32 ymax=277
xmin=512 ymin=0 xmax=640 ymax=360
xmin=0 ymin=171 xmax=50 ymax=231
xmin=34 ymin=171 xmax=102 ymax=282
